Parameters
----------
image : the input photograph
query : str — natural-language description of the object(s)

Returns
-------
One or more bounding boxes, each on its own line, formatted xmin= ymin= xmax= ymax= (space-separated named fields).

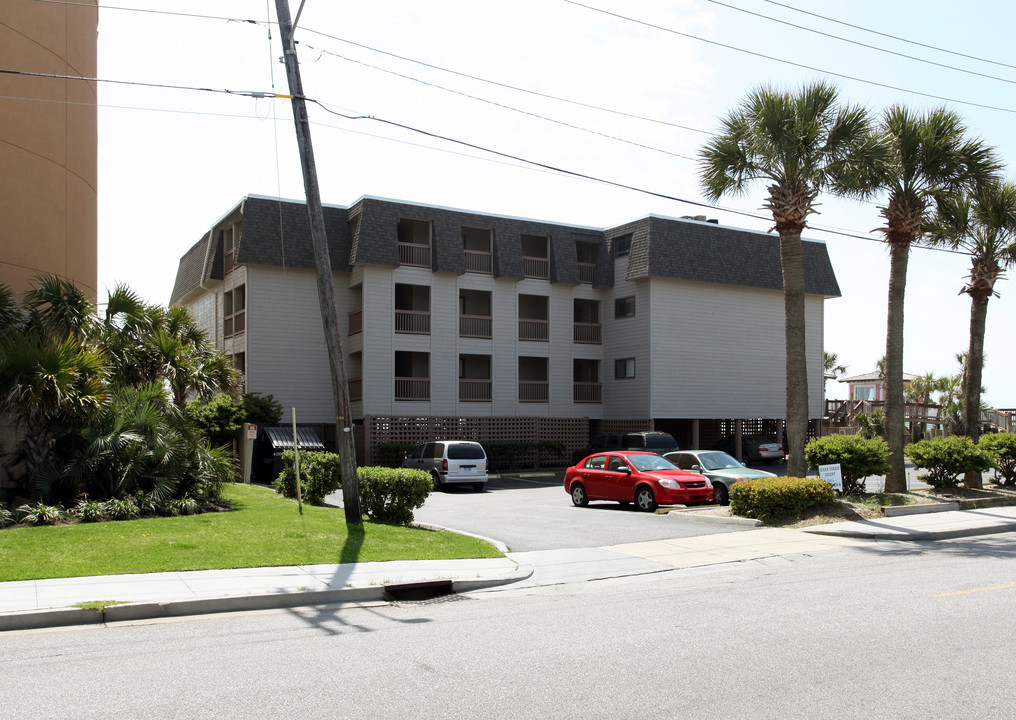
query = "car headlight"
xmin=703 ymin=478 xmax=712 ymax=487
xmin=657 ymin=479 xmax=679 ymax=488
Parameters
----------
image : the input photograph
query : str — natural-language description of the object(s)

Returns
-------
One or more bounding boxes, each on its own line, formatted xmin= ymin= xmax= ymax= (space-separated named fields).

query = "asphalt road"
xmin=6 ymin=532 xmax=1015 ymax=719
xmin=408 ymin=473 xmax=747 ymax=552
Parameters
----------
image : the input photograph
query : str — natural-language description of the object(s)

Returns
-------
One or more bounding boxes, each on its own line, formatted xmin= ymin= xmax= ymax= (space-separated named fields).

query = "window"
xmin=397 ymin=218 xmax=432 ymax=267
xmin=614 ymin=296 xmax=635 ymax=319
xmin=615 ymin=358 xmax=635 ymax=379
xmin=224 ymin=285 xmax=245 ymax=338
xmin=614 ymin=234 xmax=631 ymax=257
xmin=222 ymin=221 xmax=242 ymax=273
xmin=852 ymin=384 xmax=877 ymax=401
xmin=462 ymin=227 xmax=493 ymax=273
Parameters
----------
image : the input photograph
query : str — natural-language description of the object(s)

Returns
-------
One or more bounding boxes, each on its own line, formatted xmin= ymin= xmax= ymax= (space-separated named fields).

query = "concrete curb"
xmin=802 ymin=521 xmax=1016 ymax=541
xmin=414 ymin=523 xmax=510 ymax=553
xmin=882 ymin=502 xmax=959 ymax=517
xmin=667 ymin=510 xmax=762 ymax=527
xmin=0 ymin=567 xmax=534 ymax=633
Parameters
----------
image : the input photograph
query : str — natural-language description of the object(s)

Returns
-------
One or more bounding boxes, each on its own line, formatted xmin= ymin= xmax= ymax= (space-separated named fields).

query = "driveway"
xmin=409 ymin=473 xmax=747 ymax=553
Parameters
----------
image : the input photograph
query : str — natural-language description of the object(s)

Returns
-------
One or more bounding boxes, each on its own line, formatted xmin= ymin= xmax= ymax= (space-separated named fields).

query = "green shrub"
xmin=173 ymin=497 xmax=200 ymax=516
xmin=905 ymin=436 xmax=993 ymax=489
xmin=856 ymin=409 xmax=886 ymax=439
xmin=16 ymin=502 xmax=65 ymax=526
xmin=0 ymin=505 xmax=14 ymax=528
xmin=535 ymin=440 xmax=566 ymax=467
xmin=104 ymin=497 xmax=140 ymax=521
xmin=72 ymin=499 xmax=106 ymax=523
xmin=979 ymin=433 xmax=1016 ymax=486
xmin=273 ymin=450 xmax=342 ymax=505
xmin=804 ymin=434 xmax=890 ymax=495
xmin=482 ymin=440 xmax=530 ymax=472
xmin=728 ymin=476 xmax=834 ymax=524
xmin=358 ymin=466 xmax=431 ymax=525
xmin=133 ymin=493 xmax=159 ymax=517
xmin=375 ymin=442 xmax=415 ymax=468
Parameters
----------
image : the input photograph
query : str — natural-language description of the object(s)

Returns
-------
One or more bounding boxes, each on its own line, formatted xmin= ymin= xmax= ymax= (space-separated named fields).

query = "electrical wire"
xmin=560 ymin=0 xmax=1016 ymax=115
xmin=301 ymin=44 xmax=696 ymax=161
xmin=707 ymin=0 xmax=1016 ymax=87
xmin=763 ymin=0 xmax=1016 ymax=72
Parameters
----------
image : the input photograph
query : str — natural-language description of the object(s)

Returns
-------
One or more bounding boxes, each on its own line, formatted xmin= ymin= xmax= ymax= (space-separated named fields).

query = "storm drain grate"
xmin=383 ymin=579 xmax=454 ymax=602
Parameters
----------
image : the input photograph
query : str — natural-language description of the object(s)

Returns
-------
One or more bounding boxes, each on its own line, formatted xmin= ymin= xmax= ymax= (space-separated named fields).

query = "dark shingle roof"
xmin=621 ymin=216 xmax=840 ymax=297
xmin=171 ymin=197 xmax=841 ymax=302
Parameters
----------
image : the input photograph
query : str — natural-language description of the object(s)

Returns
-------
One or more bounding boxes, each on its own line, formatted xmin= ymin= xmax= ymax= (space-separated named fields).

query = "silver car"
xmin=664 ymin=450 xmax=776 ymax=506
xmin=401 ymin=440 xmax=488 ymax=491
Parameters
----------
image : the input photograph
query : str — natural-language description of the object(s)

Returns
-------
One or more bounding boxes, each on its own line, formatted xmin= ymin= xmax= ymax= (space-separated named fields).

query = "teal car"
xmin=663 ymin=450 xmax=776 ymax=506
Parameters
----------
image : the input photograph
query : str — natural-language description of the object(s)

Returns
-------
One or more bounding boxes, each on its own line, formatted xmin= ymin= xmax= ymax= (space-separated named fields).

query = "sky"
xmin=94 ymin=0 xmax=1016 ymax=407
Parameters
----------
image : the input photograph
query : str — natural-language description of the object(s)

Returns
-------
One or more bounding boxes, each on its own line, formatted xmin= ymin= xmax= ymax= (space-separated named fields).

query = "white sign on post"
xmin=246 ymin=423 xmax=257 ymax=440
xmin=818 ymin=463 xmax=843 ymax=491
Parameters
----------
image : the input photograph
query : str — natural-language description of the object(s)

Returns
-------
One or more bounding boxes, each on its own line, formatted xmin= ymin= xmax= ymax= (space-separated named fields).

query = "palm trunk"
xmin=963 ymin=293 xmax=989 ymax=489
xmin=780 ymin=231 xmax=809 ymax=478
xmin=884 ymin=241 xmax=909 ymax=493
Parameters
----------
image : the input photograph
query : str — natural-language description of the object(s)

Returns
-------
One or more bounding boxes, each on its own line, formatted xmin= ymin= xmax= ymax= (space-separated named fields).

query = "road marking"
xmin=934 ymin=581 xmax=1016 ymax=598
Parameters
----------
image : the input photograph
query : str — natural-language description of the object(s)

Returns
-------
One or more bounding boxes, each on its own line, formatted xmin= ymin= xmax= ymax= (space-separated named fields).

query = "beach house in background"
xmin=171 ymin=195 xmax=841 ymax=464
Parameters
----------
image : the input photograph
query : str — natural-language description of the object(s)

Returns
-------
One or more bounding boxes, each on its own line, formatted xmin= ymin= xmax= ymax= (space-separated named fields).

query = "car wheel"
xmin=431 ymin=473 xmax=442 ymax=491
xmin=570 ymin=483 xmax=589 ymax=507
xmin=472 ymin=483 xmax=486 ymax=492
xmin=713 ymin=483 xmax=729 ymax=506
xmin=634 ymin=486 xmax=657 ymax=512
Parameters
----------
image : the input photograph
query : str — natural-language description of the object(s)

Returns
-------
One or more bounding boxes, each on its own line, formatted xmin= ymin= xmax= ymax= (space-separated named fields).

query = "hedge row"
xmin=728 ymin=476 xmax=834 ymax=524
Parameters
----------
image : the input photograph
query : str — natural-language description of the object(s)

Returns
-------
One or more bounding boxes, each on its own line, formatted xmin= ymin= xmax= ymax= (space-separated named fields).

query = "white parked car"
xmin=401 ymin=440 xmax=488 ymax=491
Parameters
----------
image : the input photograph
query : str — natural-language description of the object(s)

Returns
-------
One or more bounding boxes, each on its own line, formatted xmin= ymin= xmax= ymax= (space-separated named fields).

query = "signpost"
xmin=818 ymin=463 xmax=843 ymax=492
xmin=243 ymin=424 xmax=257 ymax=484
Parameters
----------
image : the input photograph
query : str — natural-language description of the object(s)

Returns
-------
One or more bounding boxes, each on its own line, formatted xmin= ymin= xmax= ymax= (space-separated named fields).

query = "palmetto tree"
xmin=927 ymin=180 xmax=1016 ymax=486
xmin=865 ymin=107 xmax=1000 ymax=492
xmin=699 ymin=81 xmax=881 ymax=477
xmin=823 ymin=351 xmax=847 ymax=395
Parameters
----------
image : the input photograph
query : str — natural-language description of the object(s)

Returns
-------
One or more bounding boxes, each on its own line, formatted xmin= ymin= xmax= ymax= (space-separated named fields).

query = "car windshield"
xmin=627 ymin=454 xmax=678 ymax=472
xmin=696 ymin=452 xmax=742 ymax=470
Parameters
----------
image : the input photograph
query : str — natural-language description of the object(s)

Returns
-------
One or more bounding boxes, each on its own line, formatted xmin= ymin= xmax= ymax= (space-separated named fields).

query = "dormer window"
xmin=614 ymin=234 xmax=631 ymax=257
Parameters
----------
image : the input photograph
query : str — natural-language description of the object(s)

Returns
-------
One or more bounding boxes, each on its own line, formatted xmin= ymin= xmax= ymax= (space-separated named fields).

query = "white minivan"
xmin=401 ymin=440 xmax=488 ymax=491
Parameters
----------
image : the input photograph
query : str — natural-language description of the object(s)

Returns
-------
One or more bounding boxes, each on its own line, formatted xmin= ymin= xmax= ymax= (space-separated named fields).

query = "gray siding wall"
xmin=646 ymin=279 xmax=826 ymax=418
xmin=601 ymin=256 xmax=651 ymax=417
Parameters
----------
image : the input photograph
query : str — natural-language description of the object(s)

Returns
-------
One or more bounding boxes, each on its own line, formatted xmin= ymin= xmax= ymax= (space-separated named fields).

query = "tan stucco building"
xmin=1 ymin=0 xmax=98 ymax=299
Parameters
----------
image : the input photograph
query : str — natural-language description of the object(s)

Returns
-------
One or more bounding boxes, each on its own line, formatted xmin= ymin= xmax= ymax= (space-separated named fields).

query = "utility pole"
xmin=274 ymin=0 xmax=361 ymax=523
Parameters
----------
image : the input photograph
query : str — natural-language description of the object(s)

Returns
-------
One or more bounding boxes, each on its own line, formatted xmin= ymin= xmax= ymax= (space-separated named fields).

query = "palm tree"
xmin=865 ymin=107 xmax=999 ymax=493
xmin=699 ymin=81 xmax=882 ymax=477
xmin=823 ymin=351 xmax=848 ymax=389
xmin=905 ymin=371 xmax=943 ymax=442
xmin=929 ymin=182 xmax=1016 ymax=486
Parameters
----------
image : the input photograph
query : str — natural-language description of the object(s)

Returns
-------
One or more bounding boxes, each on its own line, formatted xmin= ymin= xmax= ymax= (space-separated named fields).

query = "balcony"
xmin=460 ymin=314 xmax=492 ymax=338
xmin=519 ymin=380 xmax=549 ymax=403
xmin=578 ymin=262 xmax=595 ymax=284
xmin=398 ymin=242 xmax=431 ymax=268
xmin=224 ymin=311 xmax=245 ymax=338
xmin=348 ymin=376 xmax=362 ymax=402
xmin=523 ymin=256 xmax=549 ymax=279
xmin=395 ymin=309 xmax=431 ymax=334
xmin=573 ymin=382 xmax=602 ymax=403
xmin=464 ymin=249 xmax=492 ymax=274
xmin=459 ymin=379 xmax=492 ymax=402
xmin=573 ymin=322 xmax=602 ymax=344
xmin=519 ymin=319 xmax=549 ymax=341
xmin=348 ymin=309 xmax=362 ymax=335
xmin=395 ymin=377 xmax=430 ymax=400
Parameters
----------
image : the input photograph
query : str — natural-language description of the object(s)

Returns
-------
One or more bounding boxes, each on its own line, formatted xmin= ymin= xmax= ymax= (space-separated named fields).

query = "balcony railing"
xmin=460 ymin=314 xmax=492 ymax=338
xmin=394 ymin=309 xmax=431 ymax=334
xmin=519 ymin=380 xmax=549 ymax=403
xmin=573 ymin=322 xmax=602 ymax=344
xmin=348 ymin=376 xmax=362 ymax=402
xmin=395 ymin=377 xmax=430 ymax=400
xmin=459 ymin=379 xmax=492 ymax=402
xmin=398 ymin=242 xmax=432 ymax=268
xmin=464 ymin=249 xmax=492 ymax=274
xmin=519 ymin=318 xmax=549 ymax=341
xmin=348 ymin=309 xmax=362 ymax=335
xmin=578 ymin=262 xmax=595 ymax=284
xmin=573 ymin=382 xmax=602 ymax=404
xmin=523 ymin=256 xmax=549 ymax=279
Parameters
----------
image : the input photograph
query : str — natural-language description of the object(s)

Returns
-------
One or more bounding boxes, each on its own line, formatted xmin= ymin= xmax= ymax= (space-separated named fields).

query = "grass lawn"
xmin=0 ymin=483 xmax=503 ymax=582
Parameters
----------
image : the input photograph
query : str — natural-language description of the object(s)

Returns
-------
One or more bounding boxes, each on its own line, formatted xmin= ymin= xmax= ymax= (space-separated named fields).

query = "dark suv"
xmin=571 ymin=431 xmax=679 ymax=464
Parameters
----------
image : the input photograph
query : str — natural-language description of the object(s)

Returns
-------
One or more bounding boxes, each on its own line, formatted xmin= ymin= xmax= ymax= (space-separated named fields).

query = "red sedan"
xmin=564 ymin=451 xmax=713 ymax=512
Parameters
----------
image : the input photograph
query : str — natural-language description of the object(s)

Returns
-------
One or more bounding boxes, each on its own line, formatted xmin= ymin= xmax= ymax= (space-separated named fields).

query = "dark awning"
xmin=262 ymin=426 xmax=325 ymax=452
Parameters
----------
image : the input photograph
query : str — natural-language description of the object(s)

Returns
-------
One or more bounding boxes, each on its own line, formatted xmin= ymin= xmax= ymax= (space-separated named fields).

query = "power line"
xmin=560 ymin=0 xmax=1016 ymax=115
xmin=302 ymin=44 xmax=696 ymax=160
xmin=707 ymin=0 xmax=1016 ymax=87
xmin=763 ymin=0 xmax=1016 ymax=72
xmin=300 ymin=28 xmax=711 ymax=135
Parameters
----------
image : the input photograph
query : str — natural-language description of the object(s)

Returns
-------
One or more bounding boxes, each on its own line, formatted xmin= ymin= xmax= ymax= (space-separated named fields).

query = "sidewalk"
xmin=3 ymin=506 xmax=1016 ymax=632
